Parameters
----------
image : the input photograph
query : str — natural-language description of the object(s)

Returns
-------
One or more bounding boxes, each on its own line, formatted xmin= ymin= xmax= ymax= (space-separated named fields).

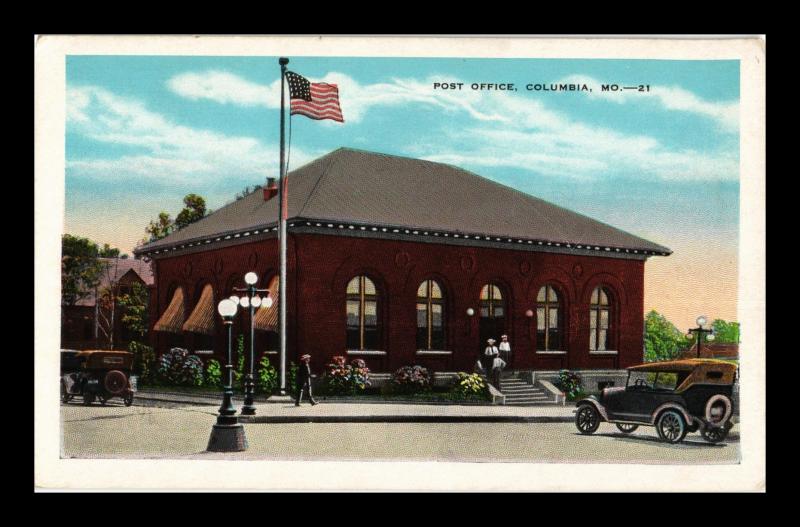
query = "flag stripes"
xmin=287 ymin=72 xmax=344 ymax=123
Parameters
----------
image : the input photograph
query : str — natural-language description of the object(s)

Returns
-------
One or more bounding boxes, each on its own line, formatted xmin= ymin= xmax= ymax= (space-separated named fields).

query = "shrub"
xmin=257 ymin=354 xmax=279 ymax=394
xmin=288 ymin=361 xmax=298 ymax=395
xmin=158 ymin=347 xmax=204 ymax=386
xmin=205 ymin=359 xmax=223 ymax=388
xmin=321 ymin=355 xmax=371 ymax=395
xmin=389 ymin=365 xmax=431 ymax=394
xmin=451 ymin=372 xmax=489 ymax=398
xmin=554 ymin=370 xmax=584 ymax=399
xmin=128 ymin=341 xmax=156 ymax=383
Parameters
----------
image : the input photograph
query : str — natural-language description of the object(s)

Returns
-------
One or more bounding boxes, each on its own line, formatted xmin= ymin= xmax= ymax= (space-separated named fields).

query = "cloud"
xmin=559 ymin=74 xmax=739 ymax=132
xmin=66 ymin=85 xmax=317 ymax=185
xmin=167 ymin=70 xmax=509 ymax=124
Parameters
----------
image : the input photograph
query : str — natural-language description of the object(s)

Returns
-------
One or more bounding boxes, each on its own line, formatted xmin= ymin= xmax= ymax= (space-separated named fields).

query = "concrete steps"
xmin=498 ymin=373 xmax=559 ymax=406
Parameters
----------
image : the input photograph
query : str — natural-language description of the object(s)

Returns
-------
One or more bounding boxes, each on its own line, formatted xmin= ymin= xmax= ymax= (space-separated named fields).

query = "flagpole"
xmin=278 ymin=57 xmax=289 ymax=395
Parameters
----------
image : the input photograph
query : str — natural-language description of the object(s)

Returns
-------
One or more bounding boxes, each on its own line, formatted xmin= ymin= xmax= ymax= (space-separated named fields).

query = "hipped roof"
xmin=136 ymin=148 xmax=671 ymax=256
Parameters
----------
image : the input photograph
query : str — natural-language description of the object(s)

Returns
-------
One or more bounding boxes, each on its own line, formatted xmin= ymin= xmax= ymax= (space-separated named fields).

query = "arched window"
xmin=590 ymin=287 xmax=612 ymax=351
xmin=417 ymin=280 xmax=445 ymax=350
xmin=346 ymin=276 xmax=380 ymax=350
xmin=480 ymin=284 xmax=504 ymax=318
xmin=536 ymin=285 xmax=561 ymax=351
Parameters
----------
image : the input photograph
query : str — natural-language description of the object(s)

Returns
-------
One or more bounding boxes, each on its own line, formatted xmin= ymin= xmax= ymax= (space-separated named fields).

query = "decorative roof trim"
xmin=136 ymin=217 xmax=672 ymax=259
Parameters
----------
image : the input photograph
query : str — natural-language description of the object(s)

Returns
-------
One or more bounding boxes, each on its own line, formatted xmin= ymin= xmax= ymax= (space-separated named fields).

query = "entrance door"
xmin=478 ymin=284 xmax=506 ymax=370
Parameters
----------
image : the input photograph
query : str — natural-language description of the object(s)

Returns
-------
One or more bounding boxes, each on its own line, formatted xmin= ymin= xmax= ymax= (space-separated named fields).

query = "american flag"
xmin=285 ymin=71 xmax=344 ymax=123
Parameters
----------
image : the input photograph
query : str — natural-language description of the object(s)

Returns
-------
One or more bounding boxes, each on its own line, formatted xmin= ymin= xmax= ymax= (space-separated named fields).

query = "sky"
xmin=65 ymin=56 xmax=740 ymax=331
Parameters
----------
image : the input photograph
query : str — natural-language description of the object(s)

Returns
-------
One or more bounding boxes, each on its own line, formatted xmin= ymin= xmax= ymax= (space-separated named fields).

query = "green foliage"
xmin=711 ymin=319 xmax=740 ymax=344
xmin=388 ymin=365 xmax=432 ymax=394
xmin=175 ymin=194 xmax=208 ymax=229
xmin=145 ymin=212 xmax=174 ymax=241
xmin=234 ymin=334 xmax=246 ymax=387
xmin=451 ymin=372 xmax=489 ymax=397
xmin=205 ymin=359 xmax=223 ymax=388
xmin=288 ymin=362 xmax=298 ymax=394
xmin=118 ymin=282 xmax=150 ymax=339
xmin=61 ymin=234 xmax=109 ymax=305
xmin=128 ymin=341 xmax=156 ymax=382
xmin=257 ymin=355 xmax=279 ymax=394
xmin=554 ymin=370 xmax=584 ymax=400
xmin=644 ymin=310 xmax=692 ymax=362
xmin=158 ymin=348 xmax=204 ymax=386
xmin=98 ymin=243 xmax=126 ymax=258
xmin=320 ymin=356 xmax=371 ymax=395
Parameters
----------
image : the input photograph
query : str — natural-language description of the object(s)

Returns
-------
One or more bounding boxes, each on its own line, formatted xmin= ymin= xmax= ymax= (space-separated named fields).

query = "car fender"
xmin=650 ymin=402 xmax=693 ymax=425
xmin=576 ymin=397 xmax=608 ymax=422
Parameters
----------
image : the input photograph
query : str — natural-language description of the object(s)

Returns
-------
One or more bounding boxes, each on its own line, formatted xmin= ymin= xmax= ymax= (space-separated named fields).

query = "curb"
xmin=238 ymin=415 xmax=574 ymax=424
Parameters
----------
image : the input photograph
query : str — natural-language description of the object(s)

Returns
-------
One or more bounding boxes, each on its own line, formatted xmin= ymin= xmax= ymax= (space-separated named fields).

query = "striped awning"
xmin=253 ymin=278 xmax=279 ymax=331
xmin=153 ymin=287 xmax=185 ymax=334
xmin=182 ymin=284 xmax=216 ymax=335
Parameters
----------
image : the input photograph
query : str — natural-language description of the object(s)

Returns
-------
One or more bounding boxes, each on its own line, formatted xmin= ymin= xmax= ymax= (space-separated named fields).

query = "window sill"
xmin=535 ymin=350 xmax=567 ymax=355
xmin=346 ymin=350 xmax=387 ymax=356
xmin=194 ymin=350 xmax=214 ymax=355
xmin=589 ymin=350 xmax=618 ymax=355
xmin=415 ymin=350 xmax=453 ymax=356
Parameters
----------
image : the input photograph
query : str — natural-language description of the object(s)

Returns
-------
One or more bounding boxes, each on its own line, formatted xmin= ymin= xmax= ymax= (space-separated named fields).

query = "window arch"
xmin=536 ymin=285 xmax=562 ymax=351
xmin=480 ymin=283 xmax=505 ymax=318
xmin=589 ymin=286 xmax=613 ymax=351
xmin=346 ymin=275 xmax=381 ymax=350
xmin=417 ymin=280 xmax=445 ymax=350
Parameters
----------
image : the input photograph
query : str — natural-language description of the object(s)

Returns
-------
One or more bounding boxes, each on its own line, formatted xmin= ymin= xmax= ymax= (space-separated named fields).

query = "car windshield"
xmin=627 ymin=371 xmax=681 ymax=391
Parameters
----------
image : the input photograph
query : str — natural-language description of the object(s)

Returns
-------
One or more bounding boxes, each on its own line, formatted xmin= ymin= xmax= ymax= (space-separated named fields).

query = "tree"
xmin=118 ymin=281 xmax=155 ymax=379
xmin=711 ymin=319 xmax=740 ymax=344
xmin=61 ymin=234 xmax=109 ymax=306
xmin=235 ymin=184 xmax=262 ymax=201
xmin=99 ymin=243 xmax=127 ymax=258
xmin=643 ymin=310 xmax=692 ymax=362
xmin=175 ymin=193 xmax=207 ymax=229
xmin=145 ymin=212 xmax=174 ymax=241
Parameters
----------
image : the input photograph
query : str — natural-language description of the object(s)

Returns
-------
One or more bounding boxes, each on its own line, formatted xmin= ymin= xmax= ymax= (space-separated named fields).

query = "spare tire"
xmin=705 ymin=394 xmax=732 ymax=425
xmin=104 ymin=370 xmax=128 ymax=395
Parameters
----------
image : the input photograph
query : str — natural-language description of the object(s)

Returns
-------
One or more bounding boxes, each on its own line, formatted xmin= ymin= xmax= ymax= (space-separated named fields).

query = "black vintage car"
xmin=60 ymin=350 xmax=136 ymax=406
xmin=574 ymin=359 xmax=737 ymax=443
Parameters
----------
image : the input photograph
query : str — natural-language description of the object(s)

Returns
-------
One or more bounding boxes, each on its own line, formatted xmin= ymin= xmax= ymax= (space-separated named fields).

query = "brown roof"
xmin=136 ymin=148 xmax=671 ymax=256
xmin=75 ymin=258 xmax=154 ymax=306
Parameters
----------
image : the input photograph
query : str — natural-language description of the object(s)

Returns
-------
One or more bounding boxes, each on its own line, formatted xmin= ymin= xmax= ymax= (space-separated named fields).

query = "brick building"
xmin=135 ymin=148 xmax=670 ymax=376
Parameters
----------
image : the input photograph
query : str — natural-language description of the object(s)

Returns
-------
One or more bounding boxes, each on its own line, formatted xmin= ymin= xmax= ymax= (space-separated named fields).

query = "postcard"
xmin=34 ymin=35 xmax=765 ymax=491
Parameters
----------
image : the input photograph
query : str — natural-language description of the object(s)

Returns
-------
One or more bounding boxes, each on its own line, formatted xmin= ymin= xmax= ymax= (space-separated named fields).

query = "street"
xmin=60 ymin=400 xmax=740 ymax=464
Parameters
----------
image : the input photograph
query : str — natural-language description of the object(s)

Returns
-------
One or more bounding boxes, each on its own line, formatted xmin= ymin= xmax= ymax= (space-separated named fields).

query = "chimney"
xmin=263 ymin=177 xmax=279 ymax=201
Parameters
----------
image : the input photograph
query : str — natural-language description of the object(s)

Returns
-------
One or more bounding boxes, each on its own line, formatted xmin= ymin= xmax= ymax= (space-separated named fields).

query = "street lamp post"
xmin=231 ymin=271 xmax=271 ymax=416
xmin=206 ymin=299 xmax=248 ymax=452
xmin=688 ymin=315 xmax=715 ymax=359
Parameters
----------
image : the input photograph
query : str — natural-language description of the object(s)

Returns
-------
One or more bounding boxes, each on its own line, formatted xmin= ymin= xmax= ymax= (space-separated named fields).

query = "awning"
xmin=182 ymin=284 xmax=215 ymax=335
xmin=253 ymin=278 xmax=279 ymax=331
xmin=153 ymin=287 xmax=185 ymax=333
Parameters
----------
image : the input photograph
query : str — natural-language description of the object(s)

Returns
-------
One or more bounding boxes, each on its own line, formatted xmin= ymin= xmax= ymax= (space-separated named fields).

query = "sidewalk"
xmin=239 ymin=402 xmax=576 ymax=423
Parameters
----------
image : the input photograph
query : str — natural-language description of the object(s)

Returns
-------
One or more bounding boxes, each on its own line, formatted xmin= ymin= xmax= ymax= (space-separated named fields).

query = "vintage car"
xmin=60 ymin=350 xmax=136 ymax=406
xmin=574 ymin=359 xmax=737 ymax=443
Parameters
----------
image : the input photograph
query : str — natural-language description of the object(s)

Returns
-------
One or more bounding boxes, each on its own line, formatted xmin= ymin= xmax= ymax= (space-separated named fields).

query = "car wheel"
xmin=656 ymin=410 xmax=687 ymax=443
xmin=98 ymin=394 xmax=108 ymax=406
xmin=82 ymin=391 xmax=95 ymax=406
xmin=616 ymin=423 xmax=639 ymax=434
xmin=123 ymin=393 xmax=134 ymax=407
xmin=575 ymin=404 xmax=601 ymax=434
xmin=701 ymin=425 xmax=728 ymax=443
xmin=61 ymin=382 xmax=70 ymax=403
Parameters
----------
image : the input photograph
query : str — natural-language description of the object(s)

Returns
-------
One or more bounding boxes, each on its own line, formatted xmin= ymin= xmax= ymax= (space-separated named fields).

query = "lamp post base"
xmin=207 ymin=423 xmax=248 ymax=452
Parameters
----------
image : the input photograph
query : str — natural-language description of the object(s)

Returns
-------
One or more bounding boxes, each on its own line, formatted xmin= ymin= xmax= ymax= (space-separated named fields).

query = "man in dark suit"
xmin=295 ymin=354 xmax=318 ymax=406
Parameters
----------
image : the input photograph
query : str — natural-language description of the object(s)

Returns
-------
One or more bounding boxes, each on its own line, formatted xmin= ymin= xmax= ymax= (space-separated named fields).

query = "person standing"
xmin=499 ymin=334 xmax=512 ymax=366
xmin=483 ymin=338 xmax=499 ymax=377
xmin=295 ymin=354 xmax=318 ymax=406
